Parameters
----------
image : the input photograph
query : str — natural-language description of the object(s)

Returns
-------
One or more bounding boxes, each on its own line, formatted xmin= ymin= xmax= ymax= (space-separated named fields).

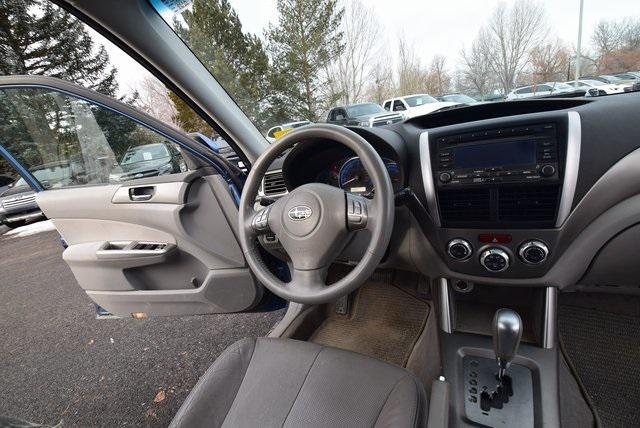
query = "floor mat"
xmin=559 ymin=304 xmax=640 ymax=428
xmin=310 ymin=282 xmax=429 ymax=367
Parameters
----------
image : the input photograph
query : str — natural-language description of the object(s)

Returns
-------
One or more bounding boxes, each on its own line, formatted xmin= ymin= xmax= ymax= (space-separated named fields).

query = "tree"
xmin=0 ymin=0 xmax=118 ymax=96
xmin=0 ymin=0 xmax=119 ymax=175
xmin=529 ymin=38 xmax=570 ymax=83
xmin=175 ymin=0 xmax=274 ymax=131
xmin=482 ymin=0 xmax=548 ymax=94
xmin=267 ymin=0 xmax=344 ymax=121
xmin=458 ymin=29 xmax=497 ymax=98
xmin=135 ymin=76 xmax=180 ymax=130
xmin=592 ymin=18 xmax=640 ymax=73
xmin=425 ymin=55 xmax=451 ymax=95
xmin=325 ymin=0 xmax=381 ymax=105
xmin=168 ymin=91 xmax=213 ymax=135
xmin=397 ymin=37 xmax=426 ymax=95
xmin=366 ymin=60 xmax=395 ymax=104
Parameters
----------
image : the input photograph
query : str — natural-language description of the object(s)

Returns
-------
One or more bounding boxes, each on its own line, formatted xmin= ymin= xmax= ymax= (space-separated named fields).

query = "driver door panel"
xmin=37 ymin=172 xmax=261 ymax=317
xmin=0 ymin=76 xmax=262 ymax=317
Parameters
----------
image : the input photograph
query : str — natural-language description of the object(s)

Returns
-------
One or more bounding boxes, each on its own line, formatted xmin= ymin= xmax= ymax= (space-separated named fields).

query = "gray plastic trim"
xmin=438 ymin=278 xmax=453 ymax=333
xmin=556 ymin=111 xmax=581 ymax=227
xmin=418 ymin=131 xmax=441 ymax=227
xmin=542 ymin=287 xmax=557 ymax=349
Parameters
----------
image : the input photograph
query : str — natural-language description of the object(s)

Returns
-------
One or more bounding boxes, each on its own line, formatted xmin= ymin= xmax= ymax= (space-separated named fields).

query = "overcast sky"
xmin=101 ymin=0 xmax=640 ymax=95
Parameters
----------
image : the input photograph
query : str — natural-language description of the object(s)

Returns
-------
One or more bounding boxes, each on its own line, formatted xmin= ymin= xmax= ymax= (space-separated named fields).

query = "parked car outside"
xmin=506 ymin=82 xmax=580 ymax=100
xmin=0 ymin=177 xmax=43 ymax=228
xmin=435 ymin=93 xmax=479 ymax=104
xmin=108 ymin=142 xmax=186 ymax=182
xmin=0 ymin=174 xmax=14 ymax=195
xmin=382 ymin=94 xmax=460 ymax=119
xmin=265 ymin=120 xmax=311 ymax=143
xmin=325 ymin=103 xmax=404 ymax=127
xmin=566 ymin=79 xmax=626 ymax=95
xmin=586 ymin=74 xmax=635 ymax=90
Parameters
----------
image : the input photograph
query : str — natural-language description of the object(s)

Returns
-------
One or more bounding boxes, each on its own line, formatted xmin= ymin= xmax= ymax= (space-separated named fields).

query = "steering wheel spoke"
xmin=291 ymin=267 xmax=329 ymax=292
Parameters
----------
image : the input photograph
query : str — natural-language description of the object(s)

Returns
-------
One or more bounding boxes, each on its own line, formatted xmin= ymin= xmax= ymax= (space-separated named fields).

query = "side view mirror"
xmin=336 ymin=114 xmax=345 ymax=121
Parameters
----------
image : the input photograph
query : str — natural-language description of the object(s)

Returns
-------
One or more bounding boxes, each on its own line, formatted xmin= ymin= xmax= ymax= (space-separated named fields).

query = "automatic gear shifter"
xmin=492 ymin=308 xmax=522 ymax=380
xmin=463 ymin=308 xmax=533 ymax=427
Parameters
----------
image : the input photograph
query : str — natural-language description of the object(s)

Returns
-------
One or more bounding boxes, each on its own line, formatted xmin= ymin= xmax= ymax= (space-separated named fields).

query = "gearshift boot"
xmin=463 ymin=356 xmax=533 ymax=427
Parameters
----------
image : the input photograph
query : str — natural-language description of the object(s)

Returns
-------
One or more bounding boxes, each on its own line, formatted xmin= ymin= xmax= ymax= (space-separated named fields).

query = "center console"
xmin=419 ymin=111 xmax=581 ymax=279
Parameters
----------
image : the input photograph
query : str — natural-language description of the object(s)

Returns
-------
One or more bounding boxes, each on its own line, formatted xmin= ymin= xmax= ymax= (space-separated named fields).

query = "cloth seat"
xmin=170 ymin=337 xmax=428 ymax=427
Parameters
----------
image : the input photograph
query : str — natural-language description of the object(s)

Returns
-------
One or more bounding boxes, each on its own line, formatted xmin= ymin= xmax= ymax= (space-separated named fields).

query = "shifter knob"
xmin=493 ymin=308 xmax=522 ymax=380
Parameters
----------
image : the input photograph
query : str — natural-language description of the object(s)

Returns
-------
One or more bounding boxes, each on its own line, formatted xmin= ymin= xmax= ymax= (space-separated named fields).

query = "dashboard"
xmin=259 ymin=93 xmax=640 ymax=291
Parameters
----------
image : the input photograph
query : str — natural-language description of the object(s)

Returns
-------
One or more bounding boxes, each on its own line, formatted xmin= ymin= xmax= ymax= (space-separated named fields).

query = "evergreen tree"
xmin=175 ymin=0 xmax=276 ymax=132
xmin=267 ymin=0 xmax=344 ymax=121
xmin=0 ymin=0 xmax=120 ymax=175
xmin=0 ymin=0 xmax=118 ymax=96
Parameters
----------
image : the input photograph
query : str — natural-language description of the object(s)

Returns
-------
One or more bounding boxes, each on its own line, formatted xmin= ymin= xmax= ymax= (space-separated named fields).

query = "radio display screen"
xmin=452 ymin=140 xmax=537 ymax=169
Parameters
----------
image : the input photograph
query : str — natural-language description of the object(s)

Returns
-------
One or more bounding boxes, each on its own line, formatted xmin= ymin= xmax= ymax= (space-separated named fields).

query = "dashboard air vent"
xmin=498 ymin=185 xmax=559 ymax=223
xmin=261 ymin=171 xmax=288 ymax=197
xmin=438 ymin=189 xmax=491 ymax=223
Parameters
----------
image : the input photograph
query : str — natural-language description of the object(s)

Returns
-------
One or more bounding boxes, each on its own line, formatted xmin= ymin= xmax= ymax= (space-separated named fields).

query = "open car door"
xmin=0 ymin=76 xmax=264 ymax=317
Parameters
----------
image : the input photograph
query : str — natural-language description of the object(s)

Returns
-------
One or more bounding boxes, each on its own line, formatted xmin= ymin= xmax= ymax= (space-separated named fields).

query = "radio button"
xmin=540 ymin=165 xmax=556 ymax=177
xmin=439 ymin=172 xmax=452 ymax=183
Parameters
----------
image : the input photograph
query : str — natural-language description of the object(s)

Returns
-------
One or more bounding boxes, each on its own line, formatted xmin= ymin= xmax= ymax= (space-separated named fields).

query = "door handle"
xmin=130 ymin=193 xmax=152 ymax=201
xmin=129 ymin=186 xmax=155 ymax=202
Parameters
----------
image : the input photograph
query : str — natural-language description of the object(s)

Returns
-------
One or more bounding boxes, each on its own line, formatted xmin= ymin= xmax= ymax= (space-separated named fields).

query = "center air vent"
xmin=498 ymin=185 xmax=559 ymax=223
xmin=261 ymin=171 xmax=288 ymax=197
xmin=438 ymin=188 xmax=491 ymax=223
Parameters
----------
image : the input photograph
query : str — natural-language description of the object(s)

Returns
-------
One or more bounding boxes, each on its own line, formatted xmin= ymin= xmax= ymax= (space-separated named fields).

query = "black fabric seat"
xmin=170 ymin=338 xmax=428 ymax=428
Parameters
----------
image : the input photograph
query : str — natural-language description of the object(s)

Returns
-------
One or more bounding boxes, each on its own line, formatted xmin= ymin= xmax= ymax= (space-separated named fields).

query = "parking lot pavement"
xmin=0 ymin=228 xmax=284 ymax=427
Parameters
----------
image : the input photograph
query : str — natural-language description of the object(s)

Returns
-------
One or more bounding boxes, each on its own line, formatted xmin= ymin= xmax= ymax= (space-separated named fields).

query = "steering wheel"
xmin=238 ymin=124 xmax=395 ymax=304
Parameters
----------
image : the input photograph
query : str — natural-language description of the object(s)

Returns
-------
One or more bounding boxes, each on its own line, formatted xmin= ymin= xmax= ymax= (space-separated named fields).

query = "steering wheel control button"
xmin=447 ymin=238 xmax=472 ymax=260
xmin=252 ymin=207 xmax=271 ymax=232
xmin=480 ymin=248 xmax=510 ymax=272
xmin=518 ymin=240 xmax=549 ymax=264
xmin=347 ymin=194 xmax=368 ymax=230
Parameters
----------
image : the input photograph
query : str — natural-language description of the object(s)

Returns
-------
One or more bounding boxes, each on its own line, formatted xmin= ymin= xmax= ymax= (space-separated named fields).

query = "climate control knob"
xmin=447 ymin=238 xmax=472 ymax=260
xmin=480 ymin=248 xmax=510 ymax=272
xmin=518 ymin=240 xmax=549 ymax=264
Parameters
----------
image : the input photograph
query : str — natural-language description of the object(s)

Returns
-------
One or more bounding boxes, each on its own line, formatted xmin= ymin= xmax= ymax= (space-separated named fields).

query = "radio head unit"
xmin=435 ymin=123 xmax=559 ymax=187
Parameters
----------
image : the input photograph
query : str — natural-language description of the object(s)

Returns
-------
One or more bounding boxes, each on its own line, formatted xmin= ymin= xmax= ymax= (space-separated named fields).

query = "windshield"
xmin=442 ymin=94 xmax=477 ymax=103
xmin=582 ymin=80 xmax=606 ymax=87
xmin=346 ymin=104 xmax=385 ymax=117
xmin=551 ymin=82 xmax=574 ymax=90
xmin=149 ymin=0 xmax=640 ymax=134
xmin=121 ymin=144 xmax=170 ymax=165
xmin=403 ymin=95 xmax=438 ymax=106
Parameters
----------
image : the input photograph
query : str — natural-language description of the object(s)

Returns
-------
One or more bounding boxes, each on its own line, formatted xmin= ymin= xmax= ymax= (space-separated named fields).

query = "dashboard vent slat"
xmin=498 ymin=185 xmax=559 ymax=223
xmin=261 ymin=171 xmax=288 ymax=196
xmin=438 ymin=189 xmax=491 ymax=222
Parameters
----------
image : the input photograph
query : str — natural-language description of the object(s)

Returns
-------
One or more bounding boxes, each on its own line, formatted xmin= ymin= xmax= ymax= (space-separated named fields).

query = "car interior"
xmin=2 ymin=1 xmax=640 ymax=427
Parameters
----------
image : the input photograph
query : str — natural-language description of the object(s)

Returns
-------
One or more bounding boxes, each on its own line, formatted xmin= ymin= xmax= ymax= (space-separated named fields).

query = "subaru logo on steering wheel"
xmin=288 ymin=205 xmax=312 ymax=221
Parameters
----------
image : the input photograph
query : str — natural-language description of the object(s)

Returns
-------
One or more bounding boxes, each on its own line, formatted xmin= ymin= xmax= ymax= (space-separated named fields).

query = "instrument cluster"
xmin=315 ymin=156 xmax=402 ymax=196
